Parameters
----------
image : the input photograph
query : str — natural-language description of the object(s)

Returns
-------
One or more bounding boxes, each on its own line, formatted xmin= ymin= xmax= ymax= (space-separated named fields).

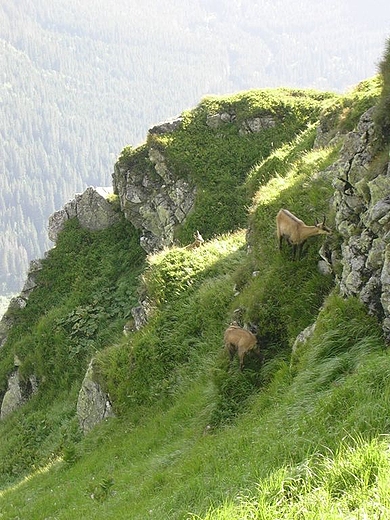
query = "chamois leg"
xmin=226 ymin=343 xmax=235 ymax=362
xmin=296 ymin=240 xmax=307 ymax=260
xmin=238 ymin=351 xmax=245 ymax=371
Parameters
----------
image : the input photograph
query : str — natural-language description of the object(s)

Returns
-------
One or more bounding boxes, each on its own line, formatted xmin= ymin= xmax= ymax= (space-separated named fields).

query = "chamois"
xmin=224 ymin=324 xmax=260 ymax=370
xmin=276 ymin=209 xmax=331 ymax=260
xmin=185 ymin=230 xmax=204 ymax=250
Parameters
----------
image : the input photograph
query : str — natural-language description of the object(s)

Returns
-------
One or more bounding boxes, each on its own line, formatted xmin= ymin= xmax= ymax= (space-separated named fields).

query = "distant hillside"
xmin=1 ymin=0 xmax=389 ymax=295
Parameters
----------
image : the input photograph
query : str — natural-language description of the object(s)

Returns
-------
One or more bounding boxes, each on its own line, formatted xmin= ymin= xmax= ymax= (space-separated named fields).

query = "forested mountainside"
xmin=1 ymin=0 xmax=389 ymax=296
xmin=0 ymin=35 xmax=389 ymax=516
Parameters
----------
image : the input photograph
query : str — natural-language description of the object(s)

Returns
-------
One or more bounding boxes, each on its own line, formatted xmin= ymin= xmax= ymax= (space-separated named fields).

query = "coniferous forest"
xmin=1 ymin=0 xmax=389 ymax=297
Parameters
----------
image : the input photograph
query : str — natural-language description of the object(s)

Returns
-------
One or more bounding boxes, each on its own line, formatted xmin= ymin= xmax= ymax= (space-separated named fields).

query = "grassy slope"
xmin=0 ymin=80 xmax=389 ymax=519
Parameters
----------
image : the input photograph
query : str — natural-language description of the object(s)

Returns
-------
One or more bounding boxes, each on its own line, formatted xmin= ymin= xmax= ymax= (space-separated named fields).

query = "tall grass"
xmin=0 ymin=216 xmax=145 ymax=484
xmin=194 ymin=436 xmax=390 ymax=520
xmin=0 ymin=294 xmax=389 ymax=519
xmin=95 ymin=232 xmax=247 ymax=416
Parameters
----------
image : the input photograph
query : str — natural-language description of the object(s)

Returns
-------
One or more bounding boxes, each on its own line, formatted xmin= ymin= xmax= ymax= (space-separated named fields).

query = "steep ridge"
xmin=0 ymin=70 xmax=389 ymax=517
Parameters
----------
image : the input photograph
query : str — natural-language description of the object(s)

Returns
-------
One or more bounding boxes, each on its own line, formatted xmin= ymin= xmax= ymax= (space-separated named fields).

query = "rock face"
xmin=113 ymin=119 xmax=196 ymax=253
xmin=0 ymin=259 xmax=43 ymax=349
xmin=76 ymin=360 xmax=115 ymax=434
xmin=112 ymin=113 xmax=277 ymax=254
xmin=0 ymin=368 xmax=38 ymax=420
xmin=48 ymin=186 xmax=119 ymax=242
xmin=326 ymin=107 xmax=390 ymax=338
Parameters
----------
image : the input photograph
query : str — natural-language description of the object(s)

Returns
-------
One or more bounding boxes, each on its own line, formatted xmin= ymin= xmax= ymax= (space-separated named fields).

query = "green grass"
xmin=196 ymin=436 xmax=390 ymax=519
xmin=0 ymin=295 xmax=389 ymax=519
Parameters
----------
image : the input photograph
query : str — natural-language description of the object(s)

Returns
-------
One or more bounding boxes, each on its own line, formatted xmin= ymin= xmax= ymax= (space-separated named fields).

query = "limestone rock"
xmin=0 ymin=295 xmax=28 ymax=348
xmin=131 ymin=298 xmax=152 ymax=330
xmin=0 ymin=372 xmax=23 ymax=419
xmin=21 ymin=259 xmax=43 ymax=298
xmin=206 ymin=112 xmax=236 ymax=128
xmin=380 ymin=245 xmax=390 ymax=338
xmin=206 ymin=110 xmax=276 ymax=134
xmin=239 ymin=115 xmax=276 ymax=135
xmin=290 ymin=323 xmax=316 ymax=370
xmin=114 ymin=112 xmax=281 ymax=254
xmin=149 ymin=117 xmax=183 ymax=135
xmin=0 ymin=371 xmax=38 ymax=420
xmin=329 ymin=107 xmax=390 ymax=337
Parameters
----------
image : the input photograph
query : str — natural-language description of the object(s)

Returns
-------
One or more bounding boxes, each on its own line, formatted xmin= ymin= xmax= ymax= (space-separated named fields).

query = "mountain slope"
xmin=0 ymin=63 xmax=389 ymax=518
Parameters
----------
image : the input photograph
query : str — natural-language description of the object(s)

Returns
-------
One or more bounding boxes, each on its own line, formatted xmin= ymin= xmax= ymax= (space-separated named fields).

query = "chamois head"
xmin=314 ymin=215 xmax=331 ymax=235
xmin=185 ymin=230 xmax=204 ymax=250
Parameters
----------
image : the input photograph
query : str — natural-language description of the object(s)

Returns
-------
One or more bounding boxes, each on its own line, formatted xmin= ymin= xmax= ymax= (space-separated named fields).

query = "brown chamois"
xmin=185 ymin=230 xmax=204 ymax=250
xmin=276 ymin=209 xmax=331 ymax=260
xmin=224 ymin=324 xmax=260 ymax=370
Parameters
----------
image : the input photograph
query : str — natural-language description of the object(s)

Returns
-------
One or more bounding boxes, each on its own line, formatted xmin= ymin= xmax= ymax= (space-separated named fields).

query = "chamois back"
xmin=224 ymin=324 xmax=259 ymax=370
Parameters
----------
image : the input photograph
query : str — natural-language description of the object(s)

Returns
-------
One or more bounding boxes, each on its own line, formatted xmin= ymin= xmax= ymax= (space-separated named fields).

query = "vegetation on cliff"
xmin=0 ymin=57 xmax=389 ymax=518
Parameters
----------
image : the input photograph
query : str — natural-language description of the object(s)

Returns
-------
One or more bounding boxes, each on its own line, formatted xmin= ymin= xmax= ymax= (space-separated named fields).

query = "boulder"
xmin=239 ymin=115 xmax=276 ymax=135
xmin=0 ymin=372 xmax=23 ymax=419
xmin=0 ymin=370 xmax=38 ymax=420
xmin=206 ymin=112 xmax=236 ymax=128
xmin=149 ymin=116 xmax=183 ymax=135
xmin=48 ymin=186 xmax=119 ymax=243
xmin=77 ymin=360 xmax=115 ymax=434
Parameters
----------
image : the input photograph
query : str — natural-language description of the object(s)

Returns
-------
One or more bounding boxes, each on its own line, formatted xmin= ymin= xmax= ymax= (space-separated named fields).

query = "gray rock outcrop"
xmin=113 ymin=120 xmax=196 ymax=253
xmin=205 ymin=111 xmax=276 ymax=135
xmin=48 ymin=186 xmax=119 ymax=243
xmin=77 ymin=360 xmax=115 ymax=434
xmin=1 ymin=368 xmax=38 ymax=420
xmin=149 ymin=116 xmax=183 ymax=135
xmin=113 ymin=112 xmax=278 ymax=254
xmin=326 ymin=107 xmax=390 ymax=338
xmin=238 ymin=115 xmax=277 ymax=135
xmin=0 ymin=371 xmax=23 ymax=419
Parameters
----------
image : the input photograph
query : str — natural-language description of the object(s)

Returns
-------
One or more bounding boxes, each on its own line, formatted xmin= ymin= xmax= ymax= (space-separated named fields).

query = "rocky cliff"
xmin=0 ymin=186 xmax=120 ymax=422
xmin=48 ymin=186 xmax=119 ymax=242
xmin=112 ymin=118 xmax=197 ymax=253
xmin=325 ymin=107 xmax=390 ymax=339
